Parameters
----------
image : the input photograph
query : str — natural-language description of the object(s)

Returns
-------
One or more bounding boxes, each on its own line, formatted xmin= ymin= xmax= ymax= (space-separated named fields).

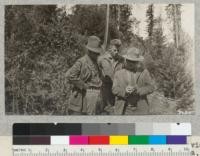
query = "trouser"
xmin=114 ymin=97 xmax=149 ymax=115
xmin=68 ymin=109 xmax=87 ymax=115
xmin=100 ymin=84 xmax=115 ymax=115
xmin=123 ymin=101 xmax=149 ymax=115
xmin=85 ymin=89 xmax=101 ymax=115
xmin=101 ymin=84 xmax=115 ymax=107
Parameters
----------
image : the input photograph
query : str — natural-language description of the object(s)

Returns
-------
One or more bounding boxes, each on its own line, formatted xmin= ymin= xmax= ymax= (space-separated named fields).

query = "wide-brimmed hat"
xmin=123 ymin=47 xmax=144 ymax=62
xmin=86 ymin=36 xmax=102 ymax=54
xmin=110 ymin=39 xmax=122 ymax=47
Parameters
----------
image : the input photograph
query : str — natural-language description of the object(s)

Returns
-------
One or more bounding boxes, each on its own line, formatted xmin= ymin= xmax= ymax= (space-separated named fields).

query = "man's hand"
xmin=125 ymin=86 xmax=136 ymax=94
xmin=83 ymin=83 xmax=89 ymax=90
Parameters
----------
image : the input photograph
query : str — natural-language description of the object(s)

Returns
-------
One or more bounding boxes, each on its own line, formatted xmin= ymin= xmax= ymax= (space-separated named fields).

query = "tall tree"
xmin=71 ymin=4 xmax=134 ymax=45
xmin=71 ymin=5 xmax=107 ymax=40
xmin=102 ymin=4 xmax=110 ymax=51
xmin=119 ymin=5 xmax=134 ymax=43
xmin=146 ymin=4 xmax=154 ymax=41
xmin=144 ymin=4 xmax=156 ymax=76
xmin=166 ymin=4 xmax=182 ymax=48
xmin=110 ymin=5 xmax=121 ymax=31
xmin=150 ymin=15 xmax=166 ymax=60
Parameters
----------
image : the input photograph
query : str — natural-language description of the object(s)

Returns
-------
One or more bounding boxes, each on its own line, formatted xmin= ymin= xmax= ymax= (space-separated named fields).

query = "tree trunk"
xmin=103 ymin=4 xmax=110 ymax=52
xmin=174 ymin=5 xmax=179 ymax=48
xmin=117 ymin=5 xmax=120 ymax=31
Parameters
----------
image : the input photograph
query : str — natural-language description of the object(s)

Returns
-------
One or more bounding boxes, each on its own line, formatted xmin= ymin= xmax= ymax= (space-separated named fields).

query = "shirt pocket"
xmin=80 ymin=65 xmax=92 ymax=82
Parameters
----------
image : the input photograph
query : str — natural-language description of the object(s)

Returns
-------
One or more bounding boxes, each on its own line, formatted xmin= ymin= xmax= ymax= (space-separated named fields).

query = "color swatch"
xmin=13 ymin=135 xmax=187 ymax=145
xmin=129 ymin=135 xmax=149 ymax=144
xmin=13 ymin=123 xmax=191 ymax=135
xmin=88 ymin=136 xmax=109 ymax=145
xmin=13 ymin=123 xmax=190 ymax=145
xmin=110 ymin=136 xmax=128 ymax=145
xmin=51 ymin=136 xmax=69 ymax=145
xmin=149 ymin=135 xmax=167 ymax=144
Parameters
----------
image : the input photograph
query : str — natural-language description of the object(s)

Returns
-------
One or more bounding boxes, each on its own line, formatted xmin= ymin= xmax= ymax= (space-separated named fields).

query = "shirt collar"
xmin=105 ymin=52 xmax=113 ymax=60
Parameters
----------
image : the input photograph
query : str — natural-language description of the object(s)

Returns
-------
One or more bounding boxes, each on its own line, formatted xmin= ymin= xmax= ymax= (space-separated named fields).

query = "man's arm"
xmin=66 ymin=60 xmax=87 ymax=90
xmin=137 ymin=69 xmax=155 ymax=96
xmin=112 ymin=72 xmax=126 ymax=99
xmin=99 ymin=58 xmax=113 ymax=78
xmin=98 ymin=57 xmax=113 ymax=83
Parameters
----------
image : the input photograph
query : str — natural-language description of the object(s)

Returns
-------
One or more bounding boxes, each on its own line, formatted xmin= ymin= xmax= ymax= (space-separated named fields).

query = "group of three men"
xmin=66 ymin=36 xmax=154 ymax=115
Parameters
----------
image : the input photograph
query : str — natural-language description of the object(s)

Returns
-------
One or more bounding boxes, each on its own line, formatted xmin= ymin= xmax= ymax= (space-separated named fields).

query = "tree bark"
xmin=102 ymin=4 xmax=110 ymax=52
xmin=117 ymin=5 xmax=120 ymax=31
xmin=174 ymin=4 xmax=179 ymax=48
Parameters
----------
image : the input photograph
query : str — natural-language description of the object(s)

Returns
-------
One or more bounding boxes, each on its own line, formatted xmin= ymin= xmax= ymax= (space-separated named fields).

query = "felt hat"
xmin=86 ymin=36 xmax=103 ymax=54
xmin=123 ymin=47 xmax=144 ymax=62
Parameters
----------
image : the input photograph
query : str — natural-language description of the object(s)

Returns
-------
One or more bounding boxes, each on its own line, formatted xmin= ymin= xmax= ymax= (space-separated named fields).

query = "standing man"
xmin=66 ymin=36 xmax=102 ymax=115
xmin=98 ymin=39 xmax=124 ymax=114
xmin=112 ymin=47 xmax=154 ymax=115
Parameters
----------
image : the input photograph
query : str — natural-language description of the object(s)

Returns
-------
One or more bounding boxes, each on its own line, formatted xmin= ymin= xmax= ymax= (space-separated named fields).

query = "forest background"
xmin=5 ymin=4 xmax=194 ymax=115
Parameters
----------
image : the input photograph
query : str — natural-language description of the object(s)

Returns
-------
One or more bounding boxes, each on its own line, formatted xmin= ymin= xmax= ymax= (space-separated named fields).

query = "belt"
xmin=127 ymin=104 xmax=136 ymax=107
xmin=88 ymin=86 xmax=101 ymax=90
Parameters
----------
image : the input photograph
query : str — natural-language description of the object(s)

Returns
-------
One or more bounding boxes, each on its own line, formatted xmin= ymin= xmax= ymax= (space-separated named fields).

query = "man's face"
xmin=126 ymin=60 xmax=140 ymax=72
xmin=88 ymin=50 xmax=100 ymax=62
xmin=109 ymin=45 xmax=119 ymax=60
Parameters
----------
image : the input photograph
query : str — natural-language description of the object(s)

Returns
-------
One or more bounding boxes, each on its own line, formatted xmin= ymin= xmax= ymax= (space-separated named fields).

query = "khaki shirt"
xmin=66 ymin=54 xmax=102 ymax=112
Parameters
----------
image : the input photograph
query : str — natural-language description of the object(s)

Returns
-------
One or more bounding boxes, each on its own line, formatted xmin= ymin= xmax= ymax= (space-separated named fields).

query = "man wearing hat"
xmin=98 ymin=39 xmax=124 ymax=114
xmin=66 ymin=36 xmax=102 ymax=115
xmin=112 ymin=47 xmax=154 ymax=115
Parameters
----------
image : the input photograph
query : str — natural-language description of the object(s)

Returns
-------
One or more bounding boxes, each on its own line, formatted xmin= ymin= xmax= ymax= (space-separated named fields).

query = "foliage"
xmin=151 ymin=16 xmax=167 ymax=59
xmin=5 ymin=5 xmax=86 ymax=114
xmin=146 ymin=4 xmax=154 ymax=39
xmin=5 ymin=4 xmax=194 ymax=114
xmin=144 ymin=4 xmax=194 ymax=111
xmin=144 ymin=15 xmax=166 ymax=75
xmin=118 ymin=5 xmax=134 ymax=43
xmin=156 ymin=45 xmax=194 ymax=109
xmin=5 ymin=4 xmax=136 ymax=115
xmin=71 ymin=5 xmax=135 ymax=45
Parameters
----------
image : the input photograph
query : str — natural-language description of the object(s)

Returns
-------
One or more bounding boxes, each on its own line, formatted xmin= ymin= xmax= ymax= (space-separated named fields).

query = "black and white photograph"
xmin=5 ymin=4 xmax=194 ymax=115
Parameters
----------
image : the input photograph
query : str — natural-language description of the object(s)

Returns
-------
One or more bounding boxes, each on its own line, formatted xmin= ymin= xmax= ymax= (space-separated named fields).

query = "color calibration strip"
xmin=13 ymin=123 xmax=191 ymax=145
xmin=13 ymin=123 xmax=191 ymax=135
xmin=13 ymin=135 xmax=187 ymax=145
